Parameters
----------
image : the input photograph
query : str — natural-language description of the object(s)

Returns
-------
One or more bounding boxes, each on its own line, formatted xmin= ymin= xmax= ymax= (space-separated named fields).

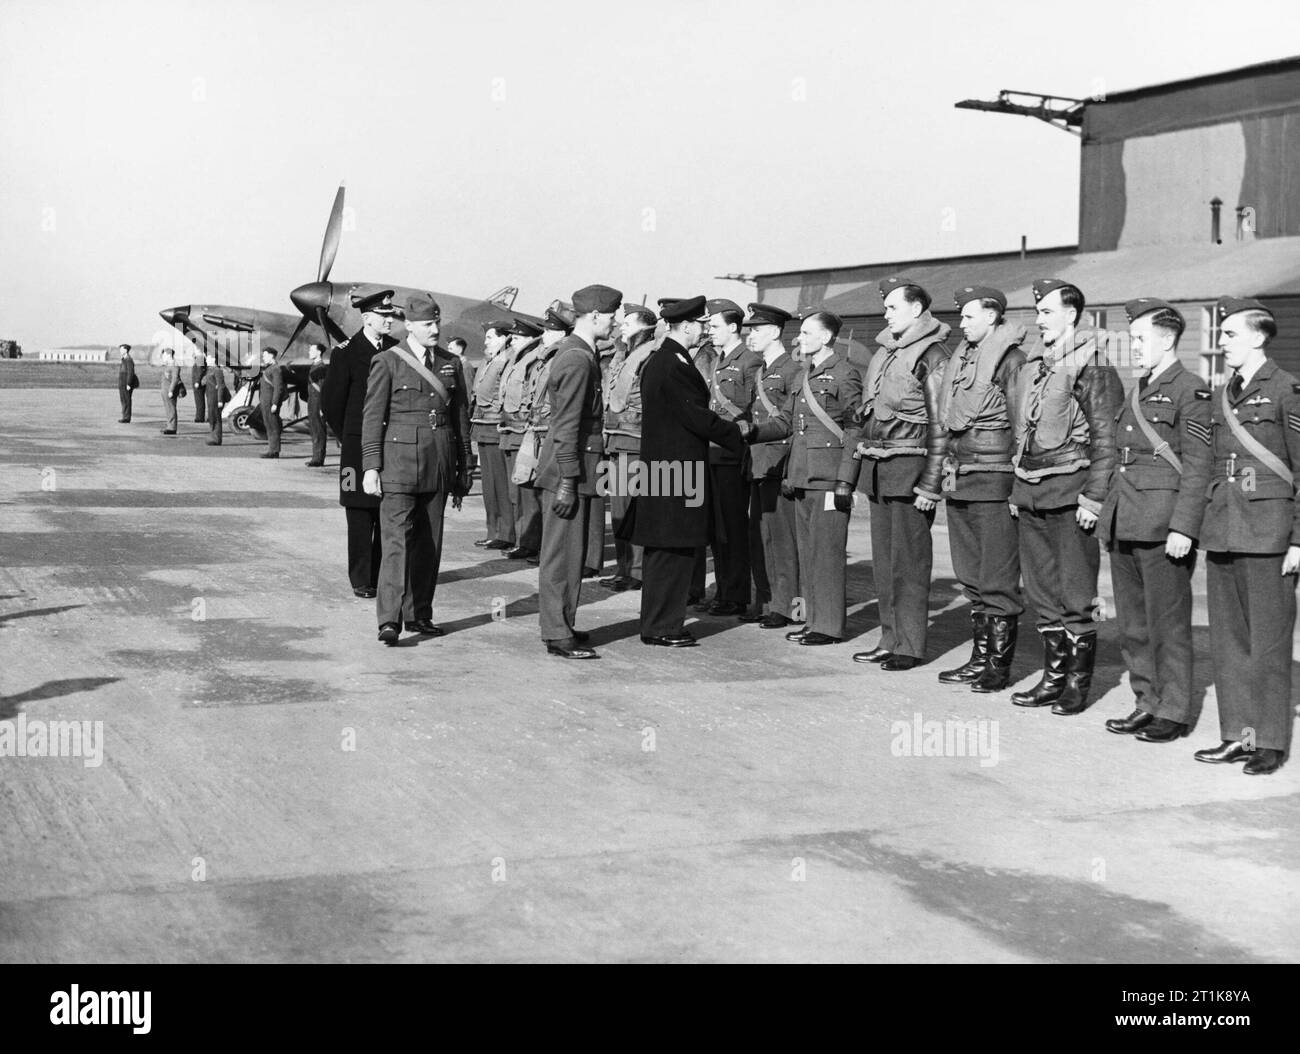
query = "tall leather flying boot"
xmin=971 ymin=615 xmax=1018 ymax=693
xmin=1011 ymin=627 xmax=1067 ymax=707
xmin=1051 ymin=632 xmax=1098 ymax=715
xmin=938 ymin=611 xmax=990 ymax=684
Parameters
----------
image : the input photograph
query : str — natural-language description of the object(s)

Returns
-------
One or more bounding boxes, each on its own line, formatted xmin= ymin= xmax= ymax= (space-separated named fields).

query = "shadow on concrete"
xmin=0 ymin=604 xmax=84 ymax=626
xmin=0 ymin=677 xmax=122 ymax=719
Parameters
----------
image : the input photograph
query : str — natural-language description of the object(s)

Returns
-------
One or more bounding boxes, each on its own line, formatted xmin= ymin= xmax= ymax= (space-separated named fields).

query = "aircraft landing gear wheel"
xmin=231 ymin=407 xmax=254 ymax=434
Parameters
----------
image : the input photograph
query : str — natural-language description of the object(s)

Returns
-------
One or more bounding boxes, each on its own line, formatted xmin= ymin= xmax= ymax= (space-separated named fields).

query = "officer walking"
xmin=306 ymin=343 xmax=328 ymax=467
xmin=498 ymin=318 xmax=546 ymax=562
xmin=191 ymin=350 xmax=207 ymax=423
xmin=1009 ymin=279 xmax=1123 ymax=714
xmin=258 ymin=347 xmax=287 ymax=459
xmin=362 ymin=292 xmax=472 ymax=645
xmin=933 ymin=286 xmax=1027 ymax=691
xmin=701 ymin=298 xmax=762 ymax=616
xmin=323 ymin=288 xmax=399 ymax=599
xmin=535 ymin=284 xmax=622 ymax=659
xmin=751 ymin=310 xmax=863 ymax=646
xmin=200 ymin=349 xmax=230 ymax=445
xmin=471 ymin=320 xmax=517 ymax=550
xmin=740 ymin=303 xmax=802 ymax=628
xmin=117 ymin=344 xmax=138 ymax=423
xmin=633 ymin=296 xmax=745 ymax=647
xmin=1097 ymin=299 xmax=1212 ymax=743
xmin=602 ymin=305 xmax=660 ymax=591
xmin=1195 ymin=297 xmax=1298 ymax=776
xmin=159 ymin=348 xmax=180 ymax=435
xmin=847 ymin=278 xmax=950 ymax=671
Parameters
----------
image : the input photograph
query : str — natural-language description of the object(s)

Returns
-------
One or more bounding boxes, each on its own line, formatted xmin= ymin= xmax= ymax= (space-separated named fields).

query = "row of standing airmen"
xmin=311 ymin=280 xmax=1295 ymax=778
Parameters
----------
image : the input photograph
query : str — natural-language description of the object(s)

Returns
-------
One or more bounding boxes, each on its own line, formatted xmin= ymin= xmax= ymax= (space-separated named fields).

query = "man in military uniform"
xmin=323 ymin=288 xmax=399 ymax=599
xmin=699 ymin=298 xmax=762 ymax=616
xmin=933 ymin=286 xmax=1027 ymax=691
xmin=470 ymin=320 xmax=516 ymax=550
xmin=362 ymin=292 xmax=472 ymax=645
xmin=633 ymin=296 xmax=745 ymax=646
xmin=686 ymin=320 xmax=719 ymax=608
xmin=751 ymin=310 xmax=863 ymax=646
xmin=535 ymin=284 xmax=622 ymax=659
xmin=1194 ymin=297 xmax=1298 ymax=776
xmin=201 ymin=349 xmax=230 ymax=445
xmin=1096 ymin=300 xmax=1212 ymax=743
xmin=519 ymin=302 xmax=577 ymax=549
xmin=306 ymin=343 xmax=328 ymax=467
xmin=117 ymin=344 xmax=138 ymax=423
xmin=191 ymin=350 xmax=207 ymax=423
xmin=741 ymin=302 xmax=802 ymax=628
xmin=846 ymin=278 xmax=950 ymax=671
xmin=498 ymin=318 xmax=546 ymax=562
xmin=258 ymin=347 xmax=287 ymax=459
xmin=447 ymin=337 xmax=476 ymax=396
xmin=602 ymin=305 xmax=659 ymax=591
xmin=1009 ymin=279 xmax=1123 ymax=714
xmin=159 ymin=348 xmax=180 ymax=435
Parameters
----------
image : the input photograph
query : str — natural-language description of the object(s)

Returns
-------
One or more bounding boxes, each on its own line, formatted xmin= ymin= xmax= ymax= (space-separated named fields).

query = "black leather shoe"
xmin=260 ymin=452 xmax=279 ymax=459
xmin=799 ymin=632 xmax=841 ymax=646
xmin=205 ymin=440 xmax=221 ymax=446
xmin=573 ymin=630 xmax=590 ymax=643
xmin=759 ymin=613 xmax=792 ymax=629
xmin=1105 ymin=708 xmax=1154 ymax=735
xmin=708 ymin=601 xmax=745 ymax=616
xmin=598 ymin=575 xmax=625 ymax=590
xmin=505 ymin=547 xmax=532 ymax=559
xmin=378 ymin=623 xmax=400 ymax=646
xmin=785 ymin=628 xmax=808 ymax=642
xmin=404 ymin=619 xmax=444 ymax=636
xmin=881 ymin=655 xmax=918 ymax=671
xmin=473 ymin=538 xmax=492 ymax=547
xmin=1243 ymin=748 xmax=1285 ymax=775
xmin=1135 ymin=718 xmax=1188 ymax=743
xmin=1193 ymin=740 xmax=1251 ymax=765
xmin=160 ymin=429 xmax=176 ymax=435
xmin=692 ymin=597 xmax=714 ymax=612
xmin=546 ymin=642 xmax=599 ymax=659
xmin=852 ymin=646 xmax=892 ymax=664
xmin=641 ymin=633 xmax=698 ymax=647
xmin=353 ymin=588 xmax=377 ymax=599
xmin=306 ymin=460 xmax=324 ymax=467
xmin=737 ymin=608 xmax=766 ymax=623
xmin=484 ymin=539 xmax=513 ymax=550
xmin=627 ymin=578 xmax=642 ymax=590
xmin=117 ymin=418 xmax=128 ymax=423
xmin=582 ymin=567 xmax=600 ymax=579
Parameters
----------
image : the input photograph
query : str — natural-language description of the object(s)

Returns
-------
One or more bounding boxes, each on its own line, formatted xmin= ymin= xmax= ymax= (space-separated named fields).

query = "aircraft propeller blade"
xmin=318 ymin=184 xmax=345 ymax=283
xmin=317 ymin=306 xmax=346 ymax=345
xmin=280 ymin=312 xmax=311 ymax=359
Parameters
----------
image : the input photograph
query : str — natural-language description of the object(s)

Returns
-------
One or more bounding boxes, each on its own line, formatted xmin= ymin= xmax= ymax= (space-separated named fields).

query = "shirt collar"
xmin=1146 ymin=357 xmax=1177 ymax=384
xmin=1236 ymin=360 xmax=1265 ymax=388
xmin=812 ymin=348 xmax=834 ymax=369
xmin=763 ymin=346 xmax=784 ymax=368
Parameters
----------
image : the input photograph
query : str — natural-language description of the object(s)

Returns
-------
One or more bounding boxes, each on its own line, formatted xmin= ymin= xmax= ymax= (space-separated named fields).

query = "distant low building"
xmin=36 ymin=346 xmax=110 ymax=362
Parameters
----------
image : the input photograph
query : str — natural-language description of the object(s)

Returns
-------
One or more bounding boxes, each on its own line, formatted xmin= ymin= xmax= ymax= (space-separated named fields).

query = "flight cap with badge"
xmin=396 ymin=291 xmax=441 ymax=322
xmin=879 ymin=276 xmax=927 ymax=303
xmin=352 ymin=288 xmax=398 ymax=316
xmin=661 ymin=296 xmax=707 ymax=324
xmin=572 ymin=284 xmax=623 ymax=315
xmin=954 ymin=285 xmax=1007 ymax=312
xmin=742 ymin=302 xmax=793 ymax=329
xmin=1215 ymin=295 xmax=1273 ymax=323
xmin=1031 ymin=277 xmax=1082 ymax=304
xmin=1124 ymin=297 xmax=1179 ymax=324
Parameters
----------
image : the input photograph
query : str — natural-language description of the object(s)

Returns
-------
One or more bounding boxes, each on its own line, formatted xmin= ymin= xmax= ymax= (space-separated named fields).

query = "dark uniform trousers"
xmin=641 ymin=546 xmax=696 ymax=637
xmin=346 ymin=508 xmax=382 ymax=591
xmin=947 ymin=500 xmax=1023 ymax=617
xmin=261 ymin=394 xmax=283 ymax=455
xmin=691 ymin=547 xmax=708 ymax=601
xmin=308 ymin=388 xmax=326 ymax=463
xmin=377 ymin=491 xmax=448 ymax=626
xmin=586 ymin=494 xmax=606 ymax=572
xmin=708 ymin=463 xmax=750 ymax=605
xmin=504 ymin=447 xmax=543 ymax=550
xmin=1207 ymin=552 xmax=1295 ymax=752
xmin=609 ymin=453 xmax=643 ymax=580
xmin=1019 ymin=506 xmax=1100 ymax=635
xmin=869 ymin=495 xmax=936 ymax=658
xmin=750 ymin=479 xmax=799 ymax=618
xmin=477 ymin=440 xmax=515 ymax=545
xmin=795 ymin=489 xmax=851 ymax=639
xmin=539 ymin=494 xmax=592 ymax=643
xmin=1110 ymin=541 xmax=1197 ymax=726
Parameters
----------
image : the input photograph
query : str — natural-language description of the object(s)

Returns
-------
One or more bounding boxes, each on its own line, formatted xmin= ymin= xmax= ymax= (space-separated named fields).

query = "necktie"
xmin=423 ymin=349 xmax=433 ymax=372
xmin=1229 ymin=372 xmax=1243 ymax=400
xmin=1138 ymin=371 xmax=1152 ymax=395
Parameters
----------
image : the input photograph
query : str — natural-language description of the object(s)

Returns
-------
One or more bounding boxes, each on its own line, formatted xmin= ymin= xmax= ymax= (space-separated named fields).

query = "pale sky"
xmin=2 ymin=0 xmax=1298 ymax=350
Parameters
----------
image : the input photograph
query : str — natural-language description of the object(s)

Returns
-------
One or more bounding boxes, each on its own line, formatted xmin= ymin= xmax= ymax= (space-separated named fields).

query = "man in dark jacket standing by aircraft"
xmin=117 ymin=344 xmax=138 ymax=422
xmin=323 ymin=288 xmax=399 ymax=598
xmin=258 ymin=346 xmax=287 ymax=459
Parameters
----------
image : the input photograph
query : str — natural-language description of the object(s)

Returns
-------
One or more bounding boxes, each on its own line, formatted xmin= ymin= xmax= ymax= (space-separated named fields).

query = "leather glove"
xmin=551 ymin=478 xmax=579 ymax=519
xmin=455 ymin=469 xmax=473 ymax=498
xmin=779 ymin=480 xmax=797 ymax=500
xmin=833 ymin=481 xmax=854 ymax=513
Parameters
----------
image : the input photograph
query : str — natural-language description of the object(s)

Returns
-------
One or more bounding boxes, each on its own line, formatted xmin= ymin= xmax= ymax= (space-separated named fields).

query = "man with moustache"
xmin=498 ymin=317 xmax=546 ymax=563
xmin=846 ymin=278 xmax=950 ymax=671
xmin=634 ymin=296 xmax=746 ymax=647
xmin=739 ymin=302 xmax=802 ymax=628
xmin=1194 ymin=298 xmax=1299 ymax=776
xmin=323 ymin=288 xmax=400 ymax=599
xmin=750 ymin=311 xmax=863 ymax=647
xmin=471 ymin=320 xmax=517 ymax=550
xmin=933 ymin=286 xmax=1028 ymax=691
xmin=1008 ymin=279 xmax=1123 ymax=714
xmin=1097 ymin=299 xmax=1211 ymax=744
xmin=602 ymin=304 xmax=660 ymax=592
xmin=535 ymin=284 xmax=623 ymax=659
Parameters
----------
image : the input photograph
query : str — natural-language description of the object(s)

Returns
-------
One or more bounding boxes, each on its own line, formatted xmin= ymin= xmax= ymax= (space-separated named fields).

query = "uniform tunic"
xmin=118 ymin=353 xmax=138 ymax=421
xmin=604 ymin=329 xmax=659 ymax=582
xmin=159 ymin=362 xmax=179 ymax=431
xmin=706 ymin=340 xmax=763 ymax=605
xmin=748 ymin=349 xmax=804 ymax=619
xmin=470 ymin=350 xmax=515 ymax=545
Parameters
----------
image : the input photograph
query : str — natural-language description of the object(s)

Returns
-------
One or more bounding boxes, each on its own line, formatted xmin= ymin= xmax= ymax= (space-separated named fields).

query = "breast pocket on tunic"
xmin=383 ymin=423 xmax=421 ymax=485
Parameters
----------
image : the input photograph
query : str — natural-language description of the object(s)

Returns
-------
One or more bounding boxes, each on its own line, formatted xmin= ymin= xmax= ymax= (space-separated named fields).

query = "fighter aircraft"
xmin=158 ymin=185 xmax=539 ymax=434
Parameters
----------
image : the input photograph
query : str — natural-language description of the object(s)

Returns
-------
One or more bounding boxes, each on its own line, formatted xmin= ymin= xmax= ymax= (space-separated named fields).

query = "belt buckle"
xmin=1119 ymin=446 xmax=1133 ymax=466
xmin=428 ymin=409 xmax=445 ymax=429
xmin=1226 ymin=453 xmax=1237 ymax=482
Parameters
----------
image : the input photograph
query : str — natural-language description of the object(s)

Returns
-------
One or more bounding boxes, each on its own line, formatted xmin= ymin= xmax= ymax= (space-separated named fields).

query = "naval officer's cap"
xmin=352 ymin=288 xmax=398 ymax=315
xmin=660 ymin=296 xmax=708 ymax=323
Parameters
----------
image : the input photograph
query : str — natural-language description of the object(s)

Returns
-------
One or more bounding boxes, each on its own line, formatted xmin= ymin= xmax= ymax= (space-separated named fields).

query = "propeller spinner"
xmin=285 ymin=184 xmax=347 ymax=355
